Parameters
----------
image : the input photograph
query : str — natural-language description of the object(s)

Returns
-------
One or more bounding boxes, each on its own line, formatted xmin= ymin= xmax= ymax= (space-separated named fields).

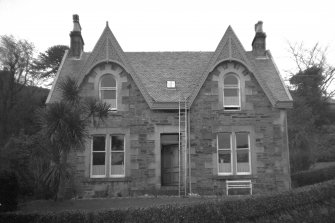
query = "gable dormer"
xmin=188 ymin=23 xmax=288 ymax=108
xmin=77 ymin=22 xmax=153 ymax=109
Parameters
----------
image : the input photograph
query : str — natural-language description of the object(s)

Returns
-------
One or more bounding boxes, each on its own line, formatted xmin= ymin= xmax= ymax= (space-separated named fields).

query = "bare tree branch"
xmin=287 ymin=41 xmax=335 ymax=97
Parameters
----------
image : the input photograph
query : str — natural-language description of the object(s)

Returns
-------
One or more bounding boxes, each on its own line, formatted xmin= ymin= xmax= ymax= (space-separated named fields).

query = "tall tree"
xmin=37 ymin=77 xmax=110 ymax=200
xmin=288 ymin=66 xmax=322 ymax=172
xmin=288 ymin=43 xmax=335 ymax=172
xmin=32 ymin=45 xmax=69 ymax=83
xmin=0 ymin=35 xmax=35 ymax=145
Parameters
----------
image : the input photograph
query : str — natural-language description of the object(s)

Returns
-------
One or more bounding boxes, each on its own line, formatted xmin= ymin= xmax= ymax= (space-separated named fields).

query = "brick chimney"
xmin=252 ymin=21 xmax=266 ymax=57
xmin=69 ymin=14 xmax=84 ymax=58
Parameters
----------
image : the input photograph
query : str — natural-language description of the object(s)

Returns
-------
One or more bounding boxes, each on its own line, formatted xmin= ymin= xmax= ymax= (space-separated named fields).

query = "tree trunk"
xmin=56 ymin=151 xmax=68 ymax=201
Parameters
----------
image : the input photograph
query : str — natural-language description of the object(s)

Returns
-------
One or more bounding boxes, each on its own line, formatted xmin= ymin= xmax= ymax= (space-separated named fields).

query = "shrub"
xmin=0 ymin=170 xmax=19 ymax=212
xmin=1 ymin=180 xmax=335 ymax=222
xmin=291 ymin=165 xmax=335 ymax=187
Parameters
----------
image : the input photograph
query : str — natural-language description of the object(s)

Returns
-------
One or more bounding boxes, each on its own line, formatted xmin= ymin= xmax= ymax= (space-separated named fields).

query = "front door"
xmin=161 ymin=144 xmax=179 ymax=186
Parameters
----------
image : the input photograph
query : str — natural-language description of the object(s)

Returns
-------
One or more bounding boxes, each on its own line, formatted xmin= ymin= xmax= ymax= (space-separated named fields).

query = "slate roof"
xmin=47 ymin=25 xmax=293 ymax=109
xmin=46 ymin=51 xmax=90 ymax=103
xmin=246 ymin=51 xmax=293 ymax=105
xmin=126 ymin=52 xmax=212 ymax=102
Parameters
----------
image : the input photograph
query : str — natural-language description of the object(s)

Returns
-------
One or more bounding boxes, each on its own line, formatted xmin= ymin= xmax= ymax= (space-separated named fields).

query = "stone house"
xmin=47 ymin=15 xmax=293 ymax=197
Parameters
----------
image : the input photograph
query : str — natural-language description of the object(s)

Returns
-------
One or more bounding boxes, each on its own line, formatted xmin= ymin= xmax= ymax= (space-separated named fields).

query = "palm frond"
xmin=95 ymin=101 xmax=110 ymax=120
xmin=57 ymin=76 xmax=80 ymax=104
xmin=83 ymin=97 xmax=110 ymax=121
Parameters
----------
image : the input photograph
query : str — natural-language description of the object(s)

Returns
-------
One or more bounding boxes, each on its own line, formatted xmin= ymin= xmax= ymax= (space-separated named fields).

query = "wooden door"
xmin=161 ymin=144 xmax=179 ymax=186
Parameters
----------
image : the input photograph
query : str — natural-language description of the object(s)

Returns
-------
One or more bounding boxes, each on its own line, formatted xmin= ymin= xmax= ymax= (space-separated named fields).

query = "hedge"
xmin=0 ymin=170 xmax=19 ymax=213
xmin=291 ymin=164 xmax=335 ymax=187
xmin=1 ymin=179 xmax=335 ymax=222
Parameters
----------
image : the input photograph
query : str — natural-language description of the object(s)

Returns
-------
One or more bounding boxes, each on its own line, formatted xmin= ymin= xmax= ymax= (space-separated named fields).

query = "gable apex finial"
xmin=106 ymin=21 xmax=109 ymax=27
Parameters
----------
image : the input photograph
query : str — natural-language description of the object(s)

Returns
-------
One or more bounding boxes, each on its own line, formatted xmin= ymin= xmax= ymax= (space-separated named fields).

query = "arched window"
xmin=99 ymin=74 xmax=117 ymax=110
xmin=223 ymin=74 xmax=240 ymax=110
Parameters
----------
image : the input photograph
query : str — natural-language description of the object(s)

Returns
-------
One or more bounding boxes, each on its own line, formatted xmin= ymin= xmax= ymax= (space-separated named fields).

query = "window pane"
xmin=224 ymin=89 xmax=239 ymax=106
xmin=93 ymin=136 xmax=105 ymax=151
xmin=111 ymin=135 xmax=124 ymax=151
xmin=236 ymin=150 xmax=250 ymax=173
xmin=224 ymin=75 xmax=238 ymax=85
xmin=218 ymin=133 xmax=231 ymax=149
xmin=101 ymin=74 xmax=116 ymax=87
xmin=161 ymin=134 xmax=179 ymax=144
xmin=93 ymin=152 xmax=105 ymax=165
xmin=236 ymin=133 xmax=249 ymax=148
xmin=111 ymin=152 xmax=124 ymax=175
xmin=101 ymin=90 xmax=116 ymax=99
xmin=236 ymin=150 xmax=249 ymax=162
xmin=167 ymin=81 xmax=175 ymax=88
xmin=224 ymin=88 xmax=238 ymax=97
xmin=111 ymin=152 xmax=124 ymax=165
xmin=104 ymin=99 xmax=116 ymax=109
xmin=92 ymin=165 xmax=105 ymax=176
xmin=218 ymin=150 xmax=231 ymax=173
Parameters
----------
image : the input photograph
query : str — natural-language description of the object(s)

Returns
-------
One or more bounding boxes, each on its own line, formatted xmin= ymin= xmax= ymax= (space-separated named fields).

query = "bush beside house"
xmin=291 ymin=165 xmax=335 ymax=187
xmin=0 ymin=170 xmax=18 ymax=213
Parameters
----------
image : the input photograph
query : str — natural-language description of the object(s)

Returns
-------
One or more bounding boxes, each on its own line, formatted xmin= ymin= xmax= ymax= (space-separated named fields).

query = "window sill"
xmin=84 ymin=177 xmax=131 ymax=183
xmin=212 ymin=175 xmax=257 ymax=180
xmin=222 ymin=109 xmax=242 ymax=113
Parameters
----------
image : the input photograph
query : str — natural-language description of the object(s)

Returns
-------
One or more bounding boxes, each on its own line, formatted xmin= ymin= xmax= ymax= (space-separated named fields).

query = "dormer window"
xmin=167 ymin=81 xmax=176 ymax=89
xmin=223 ymin=74 xmax=240 ymax=110
xmin=99 ymin=74 xmax=117 ymax=110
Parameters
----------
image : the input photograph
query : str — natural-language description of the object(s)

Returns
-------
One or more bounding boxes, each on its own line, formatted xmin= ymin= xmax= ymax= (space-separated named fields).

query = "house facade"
xmin=47 ymin=15 xmax=293 ymax=198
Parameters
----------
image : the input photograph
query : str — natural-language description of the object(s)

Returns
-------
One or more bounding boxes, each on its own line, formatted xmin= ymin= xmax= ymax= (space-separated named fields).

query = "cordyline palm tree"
xmin=37 ymin=77 xmax=109 ymax=200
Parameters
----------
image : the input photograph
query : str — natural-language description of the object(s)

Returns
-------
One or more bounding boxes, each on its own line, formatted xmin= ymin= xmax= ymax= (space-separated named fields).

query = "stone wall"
xmin=66 ymin=60 xmax=290 ymax=198
xmin=190 ymin=61 xmax=291 ymax=195
xmin=67 ymin=62 xmax=182 ymax=198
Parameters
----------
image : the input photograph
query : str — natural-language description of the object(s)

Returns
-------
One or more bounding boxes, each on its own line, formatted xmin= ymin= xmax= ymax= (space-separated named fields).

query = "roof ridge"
xmin=125 ymin=51 xmax=214 ymax=53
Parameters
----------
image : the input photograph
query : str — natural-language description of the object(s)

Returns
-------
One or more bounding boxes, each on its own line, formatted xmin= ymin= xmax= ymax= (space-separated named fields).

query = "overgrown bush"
xmin=0 ymin=170 xmax=19 ymax=212
xmin=1 ymin=180 xmax=335 ymax=222
xmin=1 ymin=133 xmax=54 ymax=200
xmin=291 ymin=164 xmax=335 ymax=187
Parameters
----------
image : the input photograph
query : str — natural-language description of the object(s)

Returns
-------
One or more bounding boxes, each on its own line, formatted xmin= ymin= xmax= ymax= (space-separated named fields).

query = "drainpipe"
xmin=188 ymin=107 xmax=192 ymax=194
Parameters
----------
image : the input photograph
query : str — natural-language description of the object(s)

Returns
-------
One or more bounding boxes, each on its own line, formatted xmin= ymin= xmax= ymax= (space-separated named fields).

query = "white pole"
xmin=184 ymin=99 xmax=187 ymax=196
xmin=178 ymin=99 xmax=181 ymax=197
xmin=188 ymin=107 xmax=191 ymax=195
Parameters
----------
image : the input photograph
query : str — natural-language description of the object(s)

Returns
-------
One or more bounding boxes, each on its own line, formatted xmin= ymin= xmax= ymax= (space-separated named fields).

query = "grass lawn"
xmin=18 ymin=196 xmax=219 ymax=213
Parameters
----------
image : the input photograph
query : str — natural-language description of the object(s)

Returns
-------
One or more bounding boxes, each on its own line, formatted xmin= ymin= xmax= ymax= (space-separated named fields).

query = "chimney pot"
xmin=73 ymin=14 xmax=79 ymax=23
xmin=255 ymin=21 xmax=263 ymax=33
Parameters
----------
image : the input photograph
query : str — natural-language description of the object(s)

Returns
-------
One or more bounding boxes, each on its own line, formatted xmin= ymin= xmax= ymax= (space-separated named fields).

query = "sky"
xmin=1 ymin=0 xmax=335 ymax=85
